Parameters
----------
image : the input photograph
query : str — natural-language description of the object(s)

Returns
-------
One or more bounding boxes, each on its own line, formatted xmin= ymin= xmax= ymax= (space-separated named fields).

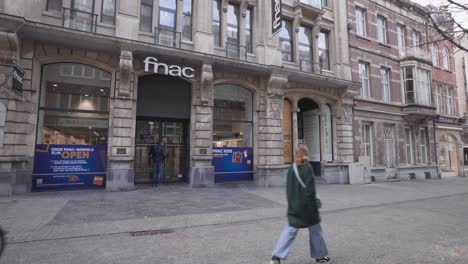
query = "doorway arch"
xmin=298 ymin=98 xmax=321 ymax=175
xmin=134 ymin=74 xmax=192 ymax=184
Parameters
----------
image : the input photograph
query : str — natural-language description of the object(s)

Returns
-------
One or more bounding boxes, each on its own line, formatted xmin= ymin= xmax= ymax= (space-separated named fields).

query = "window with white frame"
xmin=435 ymin=85 xmax=443 ymax=113
xmin=404 ymin=127 xmax=413 ymax=164
xmin=383 ymin=126 xmax=395 ymax=168
xmin=359 ymin=62 xmax=370 ymax=98
xmin=355 ymin=8 xmax=366 ymax=37
xmin=362 ymin=124 xmax=373 ymax=162
xmin=397 ymin=25 xmax=406 ymax=56
xmin=377 ymin=16 xmax=387 ymax=44
xmin=447 ymin=87 xmax=455 ymax=115
xmin=403 ymin=66 xmax=415 ymax=104
xmin=420 ymin=128 xmax=429 ymax=164
xmin=403 ymin=66 xmax=431 ymax=106
xmin=417 ymin=68 xmax=432 ymax=106
xmin=443 ymin=47 xmax=450 ymax=70
xmin=432 ymin=43 xmax=439 ymax=66
xmin=412 ymin=31 xmax=420 ymax=47
xmin=381 ymin=67 xmax=391 ymax=102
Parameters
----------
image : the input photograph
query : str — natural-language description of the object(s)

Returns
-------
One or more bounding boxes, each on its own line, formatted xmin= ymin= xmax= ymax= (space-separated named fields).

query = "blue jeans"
xmin=272 ymin=223 xmax=328 ymax=259
xmin=153 ymin=160 xmax=164 ymax=185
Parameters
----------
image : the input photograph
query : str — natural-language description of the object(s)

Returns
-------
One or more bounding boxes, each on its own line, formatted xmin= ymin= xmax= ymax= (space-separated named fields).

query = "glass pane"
xmin=213 ymin=0 xmax=221 ymax=46
xmin=182 ymin=0 xmax=192 ymax=40
xmin=38 ymin=111 xmax=109 ymax=145
xmin=160 ymin=0 xmax=176 ymax=9
xmin=47 ymin=0 xmax=62 ymax=11
xmin=41 ymin=63 xmax=111 ymax=112
xmin=245 ymin=8 xmax=252 ymax=53
xmin=140 ymin=5 xmax=152 ymax=32
xmin=101 ymin=0 xmax=115 ymax=24
xmin=73 ymin=0 xmax=93 ymax=12
xmin=280 ymin=20 xmax=293 ymax=61
xmin=212 ymin=121 xmax=253 ymax=148
xmin=298 ymin=26 xmax=312 ymax=63
xmin=227 ymin=4 xmax=239 ymax=44
xmin=214 ymin=84 xmax=253 ymax=121
xmin=159 ymin=10 xmax=175 ymax=28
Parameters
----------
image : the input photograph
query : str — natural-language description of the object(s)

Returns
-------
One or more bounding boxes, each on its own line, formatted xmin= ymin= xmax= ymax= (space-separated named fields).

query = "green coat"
xmin=286 ymin=163 xmax=321 ymax=228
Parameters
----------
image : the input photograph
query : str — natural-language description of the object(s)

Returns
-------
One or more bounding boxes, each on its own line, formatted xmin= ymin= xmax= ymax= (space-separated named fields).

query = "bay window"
xmin=403 ymin=66 xmax=431 ymax=106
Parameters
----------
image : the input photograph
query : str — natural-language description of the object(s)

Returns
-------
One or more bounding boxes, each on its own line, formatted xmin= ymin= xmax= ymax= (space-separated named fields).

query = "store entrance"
xmin=135 ymin=74 xmax=192 ymax=185
xmin=134 ymin=119 xmax=189 ymax=184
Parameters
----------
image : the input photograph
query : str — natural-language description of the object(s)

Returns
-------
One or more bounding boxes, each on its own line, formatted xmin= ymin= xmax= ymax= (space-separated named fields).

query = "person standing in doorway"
xmin=149 ymin=141 xmax=166 ymax=187
xmin=269 ymin=144 xmax=330 ymax=264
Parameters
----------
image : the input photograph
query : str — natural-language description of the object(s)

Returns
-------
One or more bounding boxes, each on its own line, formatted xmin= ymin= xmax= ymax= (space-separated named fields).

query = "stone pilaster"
xmin=256 ymin=74 xmax=289 ymax=186
xmin=106 ymin=50 xmax=136 ymax=191
xmin=190 ymin=64 xmax=214 ymax=186
xmin=335 ymin=103 xmax=354 ymax=163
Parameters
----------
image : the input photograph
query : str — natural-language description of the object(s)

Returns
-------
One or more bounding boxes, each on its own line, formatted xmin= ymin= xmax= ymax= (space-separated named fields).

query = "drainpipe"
xmin=433 ymin=118 xmax=441 ymax=178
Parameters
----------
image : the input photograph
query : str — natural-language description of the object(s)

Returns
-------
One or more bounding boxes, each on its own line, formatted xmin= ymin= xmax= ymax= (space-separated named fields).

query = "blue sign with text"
xmin=212 ymin=147 xmax=254 ymax=182
xmin=32 ymin=144 xmax=107 ymax=191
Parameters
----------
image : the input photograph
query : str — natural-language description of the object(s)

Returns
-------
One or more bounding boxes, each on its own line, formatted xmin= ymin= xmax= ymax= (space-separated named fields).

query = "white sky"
xmin=410 ymin=0 xmax=468 ymax=27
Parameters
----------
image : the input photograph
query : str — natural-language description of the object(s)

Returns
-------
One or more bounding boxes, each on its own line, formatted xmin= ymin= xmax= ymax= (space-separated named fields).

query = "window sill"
xmin=97 ymin=22 xmax=116 ymax=29
xmin=378 ymin=42 xmax=391 ymax=49
xmin=443 ymin=68 xmax=452 ymax=73
xmin=42 ymin=10 xmax=62 ymax=19
xmin=356 ymin=35 xmax=371 ymax=42
xmin=181 ymin=39 xmax=194 ymax=45
xmin=139 ymin=31 xmax=154 ymax=37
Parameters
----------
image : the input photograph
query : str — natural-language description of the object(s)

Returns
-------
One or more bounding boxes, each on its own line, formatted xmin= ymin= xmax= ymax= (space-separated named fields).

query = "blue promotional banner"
xmin=32 ymin=144 xmax=107 ymax=191
xmin=212 ymin=147 xmax=254 ymax=182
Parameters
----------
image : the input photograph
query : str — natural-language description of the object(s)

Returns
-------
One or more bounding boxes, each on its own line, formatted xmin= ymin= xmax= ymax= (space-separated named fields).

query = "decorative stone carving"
xmin=118 ymin=50 xmax=133 ymax=97
xmin=343 ymin=105 xmax=352 ymax=124
xmin=200 ymin=64 xmax=213 ymax=105
xmin=0 ymin=32 xmax=19 ymax=65
xmin=268 ymin=74 xmax=287 ymax=95
xmin=293 ymin=9 xmax=303 ymax=33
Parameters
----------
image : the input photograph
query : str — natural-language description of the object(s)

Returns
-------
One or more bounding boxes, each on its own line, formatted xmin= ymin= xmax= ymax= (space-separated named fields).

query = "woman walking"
xmin=269 ymin=144 xmax=330 ymax=264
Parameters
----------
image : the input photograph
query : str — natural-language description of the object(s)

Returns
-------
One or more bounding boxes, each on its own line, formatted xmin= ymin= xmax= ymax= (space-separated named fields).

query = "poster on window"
xmin=32 ymin=144 xmax=107 ymax=191
xmin=212 ymin=147 xmax=254 ymax=182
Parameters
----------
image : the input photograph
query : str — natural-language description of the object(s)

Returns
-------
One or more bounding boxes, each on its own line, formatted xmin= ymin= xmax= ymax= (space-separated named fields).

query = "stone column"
xmin=0 ymin=32 xmax=34 ymax=196
xmin=256 ymin=74 xmax=289 ymax=186
xmin=190 ymin=64 xmax=215 ymax=186
xmin=106 ymin=50 xmax=136 ymax=191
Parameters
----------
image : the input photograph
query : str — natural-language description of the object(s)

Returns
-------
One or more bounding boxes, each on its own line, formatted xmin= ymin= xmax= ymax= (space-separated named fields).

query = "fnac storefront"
xmin=32 ymin=63 xmax=111 ymax=191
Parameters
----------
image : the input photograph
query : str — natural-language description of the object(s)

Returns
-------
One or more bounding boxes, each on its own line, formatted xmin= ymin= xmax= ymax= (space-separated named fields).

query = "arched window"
xmin=37 ymin=63 xmax=111 ymax=145
xmin=432 ymin=43 xmax=439 ymax=66
xmin=213 ymin=84 xmax=253 ymax=147
xmin=443 ymin=47 xmax=450 ymax=70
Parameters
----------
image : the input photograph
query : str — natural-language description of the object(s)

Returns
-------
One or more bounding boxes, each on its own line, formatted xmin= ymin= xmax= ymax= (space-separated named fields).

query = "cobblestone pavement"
xmin=1 ymin=178 xmax=468 ymax=264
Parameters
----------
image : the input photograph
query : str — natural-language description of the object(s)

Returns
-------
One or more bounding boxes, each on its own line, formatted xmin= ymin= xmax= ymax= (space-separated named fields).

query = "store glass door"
xmin=135 ymin=119 xmax=189 ymax=184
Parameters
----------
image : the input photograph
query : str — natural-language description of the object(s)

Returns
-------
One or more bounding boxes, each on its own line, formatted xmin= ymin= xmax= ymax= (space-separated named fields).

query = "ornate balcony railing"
xmin=155 ymin=27 xmax=182 ymax=48
xmin=226 ymin=42 xmax=248 ymax=61
xmin=63 ymin=8 xmax=98 ymax=32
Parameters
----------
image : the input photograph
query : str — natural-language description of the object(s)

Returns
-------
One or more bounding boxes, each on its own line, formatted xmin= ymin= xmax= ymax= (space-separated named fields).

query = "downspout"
xmin=433 ymin=118 xmax=440 ymax=178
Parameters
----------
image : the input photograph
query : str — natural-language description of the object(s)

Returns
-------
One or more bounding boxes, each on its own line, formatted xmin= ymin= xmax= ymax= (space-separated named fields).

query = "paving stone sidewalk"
xmin=1 ymin=177 xmax=467 ymax=244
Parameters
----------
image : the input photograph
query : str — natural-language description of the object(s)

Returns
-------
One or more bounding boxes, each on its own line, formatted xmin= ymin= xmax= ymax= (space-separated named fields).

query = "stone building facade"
xmin=347 ymin=0 xmax=464 ymax=181
xmin=454 ymin=36 xmax=468 ymax=177
xmin=0 ymin=0 xmax=358 ymax=195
